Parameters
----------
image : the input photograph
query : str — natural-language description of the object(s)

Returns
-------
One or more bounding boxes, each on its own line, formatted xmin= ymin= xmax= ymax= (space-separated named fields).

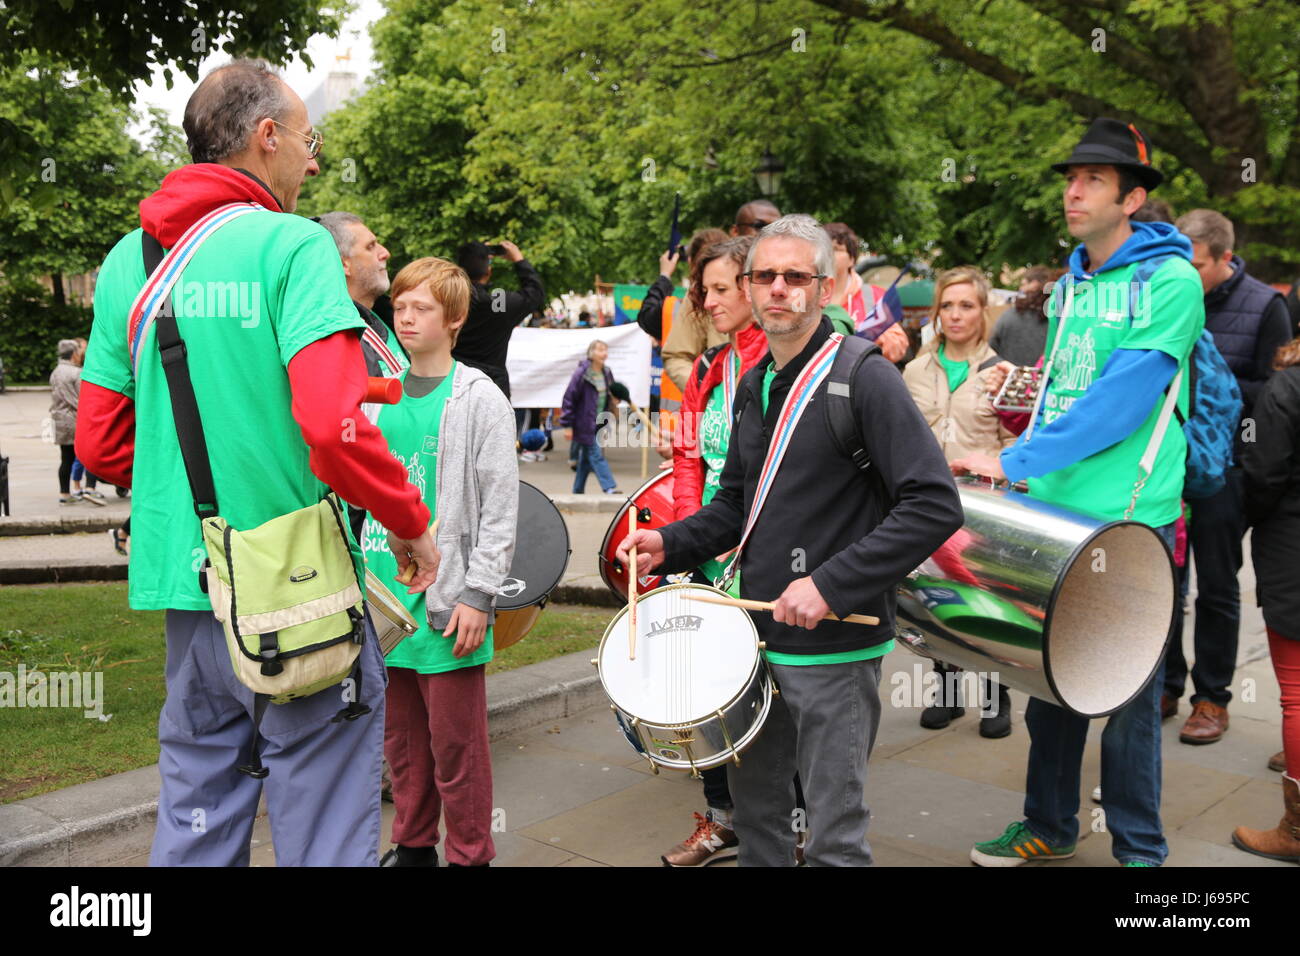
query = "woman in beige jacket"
xmin=903 ymin=266 xmax=1017 ymax=737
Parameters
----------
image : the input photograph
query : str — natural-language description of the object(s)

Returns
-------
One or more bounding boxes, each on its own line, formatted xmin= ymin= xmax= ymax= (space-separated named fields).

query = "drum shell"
xmin=598 ymin=468 xmax=680 ymax=599
xmin=493 ymin=603 xmax=542 ymax=651
xmin=895 ymin=480 xmax=1176 ymax=718
xmin=611 ymin=665 xmax=772 ymax=772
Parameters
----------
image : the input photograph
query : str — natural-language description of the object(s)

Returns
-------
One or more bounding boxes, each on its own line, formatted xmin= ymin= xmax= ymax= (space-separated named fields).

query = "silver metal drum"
xmin=895 ymin=479 xmax=1176 ymax=718
xmin=597 ymin=583 xmax=772 ymax=774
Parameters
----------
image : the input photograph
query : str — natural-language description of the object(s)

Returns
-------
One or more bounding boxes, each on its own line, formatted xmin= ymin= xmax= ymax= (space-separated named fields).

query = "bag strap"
xmin=1025 ymin=276 xmax=1075 ymax=442
xmin=142 ymin=232 xmax=220 ymax=519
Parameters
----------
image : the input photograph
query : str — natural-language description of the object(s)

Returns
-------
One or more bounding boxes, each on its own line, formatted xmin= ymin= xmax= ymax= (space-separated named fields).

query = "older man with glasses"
xmin=75 ymin=58 xmax=437 ymax=866
xmin=618 ymin=214 xmax=962 ymax=866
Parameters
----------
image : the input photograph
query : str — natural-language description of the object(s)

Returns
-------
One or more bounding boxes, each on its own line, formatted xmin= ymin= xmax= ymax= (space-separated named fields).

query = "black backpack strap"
xmin=141 ymin=232 xmax=219 ymax=520
xmin=824 ymin=335 xmax=880 ymax=473
xmin=695 ymin=343 xmax=726 ymax=386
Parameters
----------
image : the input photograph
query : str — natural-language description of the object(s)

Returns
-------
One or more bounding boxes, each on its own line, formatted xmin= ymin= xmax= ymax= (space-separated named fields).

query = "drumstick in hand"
xmin=684 ymin=594 xmax=880 ymax=626
xmin=397 ymin=518 xmax=439 ymax=586
xmin=627 ymin=508 xmax=638 ymax=660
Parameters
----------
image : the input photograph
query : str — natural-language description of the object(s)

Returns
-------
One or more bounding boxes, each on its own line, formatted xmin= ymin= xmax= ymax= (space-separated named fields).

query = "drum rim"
xmin=1042 ymin=517 xmax=1176 ymax=718
xmin=597 ymin=467 xmax=674 ymax=596
xmin=498 ymin=480 xmax=571 ymax=611
xmin=596 ymin=581 xmax=763 ymax=723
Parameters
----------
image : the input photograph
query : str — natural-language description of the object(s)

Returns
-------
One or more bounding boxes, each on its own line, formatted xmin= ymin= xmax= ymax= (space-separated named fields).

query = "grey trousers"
xmin=150 ymin=609 xmax=387 ymax=867
xmin=727 ymin=656 xmax=882 ymax=866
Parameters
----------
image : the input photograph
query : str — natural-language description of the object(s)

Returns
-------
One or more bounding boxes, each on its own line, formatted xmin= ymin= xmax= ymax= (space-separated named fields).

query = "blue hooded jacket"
xmin=1001 ymin=222 xmax=1191 ymax=485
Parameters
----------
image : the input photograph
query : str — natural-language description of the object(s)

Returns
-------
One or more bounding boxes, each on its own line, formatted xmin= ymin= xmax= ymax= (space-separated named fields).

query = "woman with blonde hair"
xmin=903 ymin=266 xmax=1016 ymax=736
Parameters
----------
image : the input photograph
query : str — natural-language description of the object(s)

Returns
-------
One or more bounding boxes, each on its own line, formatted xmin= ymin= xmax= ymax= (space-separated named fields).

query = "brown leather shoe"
xmin=1160 ymin=694 xmax=1177 ymax=721
xmin=1231 ymin=774 xmax=1300 ymax=863
xmin=1269 ymin=751 xmax=1286 ymax=773
xmin=1179 ymin=700 xmax=1229 ymax=744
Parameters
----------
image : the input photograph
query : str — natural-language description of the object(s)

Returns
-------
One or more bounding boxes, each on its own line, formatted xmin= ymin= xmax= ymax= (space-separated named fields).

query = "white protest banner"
xmin=505 ymin=324 xmax=652 ymax=409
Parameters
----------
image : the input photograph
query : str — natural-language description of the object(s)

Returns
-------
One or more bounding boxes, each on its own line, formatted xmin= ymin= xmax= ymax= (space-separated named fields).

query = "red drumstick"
xmin=366 ymin=376 xmax=403 ymax=404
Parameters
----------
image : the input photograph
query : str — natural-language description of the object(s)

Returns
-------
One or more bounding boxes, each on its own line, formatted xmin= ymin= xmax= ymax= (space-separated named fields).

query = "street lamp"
xmin=754 ymin=148 xmax=785 ymax=197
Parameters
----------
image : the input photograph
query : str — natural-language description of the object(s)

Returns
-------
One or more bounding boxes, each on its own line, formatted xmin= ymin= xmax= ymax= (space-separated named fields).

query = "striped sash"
xmin=717 ymin=332 xmax=843 ymax=589
xmin=127 ymin=202 xmax=262 ymax=375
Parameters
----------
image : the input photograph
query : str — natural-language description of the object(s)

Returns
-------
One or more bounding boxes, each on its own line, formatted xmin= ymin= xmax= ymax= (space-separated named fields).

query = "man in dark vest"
xmin=1165 ymin=208 xmax=1293 ymax=744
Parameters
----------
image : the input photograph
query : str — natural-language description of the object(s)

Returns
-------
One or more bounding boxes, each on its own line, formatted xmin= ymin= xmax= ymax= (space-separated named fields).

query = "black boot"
xmin=380 ymin=844 xmax=439 ymax=867
xmin=979 ymin=680 xmax=1012 ymax=739
xmin=920 ymin=663 xmax=965 ymax=729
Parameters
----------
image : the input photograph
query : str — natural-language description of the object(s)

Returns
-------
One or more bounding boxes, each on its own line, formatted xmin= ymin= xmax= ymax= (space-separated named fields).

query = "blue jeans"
xmin=1022 ymin=521 xmax=1175 ymax=866
xmin=572 ymin=441 xmax=616 ymax=493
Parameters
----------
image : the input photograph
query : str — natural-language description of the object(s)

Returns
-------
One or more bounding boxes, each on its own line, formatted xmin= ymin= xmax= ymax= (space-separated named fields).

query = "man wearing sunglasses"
xmin=618 ymin=214 xmax=962 ymax=866
xmin=75 ymin=59 xmax=437 ymax=867
xmin=731 ymin=199 xmax=781 ymax=237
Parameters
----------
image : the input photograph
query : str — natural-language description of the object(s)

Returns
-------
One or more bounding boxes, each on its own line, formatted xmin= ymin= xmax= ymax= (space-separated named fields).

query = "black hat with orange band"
xmin=1051 ymin=117 xmax=1164 ymax=191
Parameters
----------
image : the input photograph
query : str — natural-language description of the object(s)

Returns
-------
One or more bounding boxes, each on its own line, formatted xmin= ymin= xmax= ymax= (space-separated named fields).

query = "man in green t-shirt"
xmin=955 ymin=119 xmax=1205 ymax=868
xmin=75 ymin=59 xmax=438 ymax=867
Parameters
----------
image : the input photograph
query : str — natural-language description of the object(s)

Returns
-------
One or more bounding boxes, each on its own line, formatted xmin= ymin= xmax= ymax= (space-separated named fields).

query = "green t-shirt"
xmin=1030 ymin=258 xmax=1204 ymax=525
xmin=758 ymin=364 xmax=893 ymax=666
xmin=936 ymin=342 xmax=970 ymax=393
xmin=82 ymin=213 xmax=367 ymax=610
xmin=363 ymin=364 xmax=494 ymax=673
xmin=696 ymin=357 xmax=735 ymax=586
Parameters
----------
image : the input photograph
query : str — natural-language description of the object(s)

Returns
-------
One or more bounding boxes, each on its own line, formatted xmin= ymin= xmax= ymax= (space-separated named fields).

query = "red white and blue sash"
xmin=721 ymin=344 xmax=739 ymax=420
xmin=363 ymin=325 xmax=407 ymax=377
xmin=718 ymin=332 xmax=843 ymax=588
xmin=127 ymin=202 xmax=262 ymax=375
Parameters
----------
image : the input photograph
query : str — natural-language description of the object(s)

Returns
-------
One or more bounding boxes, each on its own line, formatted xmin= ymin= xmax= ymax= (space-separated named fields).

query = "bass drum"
xmin=494 ymin=481 xmax=571 ymax=651
xmin=598 ymin=467 xmax=688 ymax=599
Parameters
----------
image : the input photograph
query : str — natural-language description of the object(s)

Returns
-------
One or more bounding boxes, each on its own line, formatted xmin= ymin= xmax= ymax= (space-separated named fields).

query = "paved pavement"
xmin=1 ymin=387 xmax=1291 ymax=867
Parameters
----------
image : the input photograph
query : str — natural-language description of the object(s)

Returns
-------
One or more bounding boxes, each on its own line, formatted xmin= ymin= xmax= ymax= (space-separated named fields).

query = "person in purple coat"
xmin=561 ymin=340 xmax=621 ymax=494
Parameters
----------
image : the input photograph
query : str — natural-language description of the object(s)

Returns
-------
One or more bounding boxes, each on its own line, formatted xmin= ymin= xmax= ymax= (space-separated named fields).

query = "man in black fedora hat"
xmin=954 ymin=117 xmax=1206 ymax=867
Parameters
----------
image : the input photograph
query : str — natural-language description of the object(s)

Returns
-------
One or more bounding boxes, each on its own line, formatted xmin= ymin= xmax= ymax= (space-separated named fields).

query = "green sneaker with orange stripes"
xmin=971 ymin=821 xmax=1076 ymax=866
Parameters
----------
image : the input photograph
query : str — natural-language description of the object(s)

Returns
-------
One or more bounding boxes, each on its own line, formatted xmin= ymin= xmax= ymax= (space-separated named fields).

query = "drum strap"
xmin=719 ymin=333 xmax=842 ymax=589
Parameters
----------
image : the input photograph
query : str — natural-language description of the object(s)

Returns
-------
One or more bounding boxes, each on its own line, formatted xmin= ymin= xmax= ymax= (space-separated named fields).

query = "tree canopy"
xmin=300 ymin=0 xmax=1300 ymax=286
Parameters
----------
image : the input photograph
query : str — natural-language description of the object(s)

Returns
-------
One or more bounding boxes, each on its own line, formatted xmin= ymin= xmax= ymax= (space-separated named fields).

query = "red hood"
xmin=139 ymin=164 xmax=281 ymax=247
xmin=699 ymin=320 xmax=770 ymax=395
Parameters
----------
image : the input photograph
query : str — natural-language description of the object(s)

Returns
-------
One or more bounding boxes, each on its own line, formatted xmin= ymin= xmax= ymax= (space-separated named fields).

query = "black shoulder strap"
xmin=824 ymin=335 xmax=880 ymax=473
xmin=142 ymin=232 xmax=219 ymax=518
xmin=695 ymin=342 xmax=726 ymax=386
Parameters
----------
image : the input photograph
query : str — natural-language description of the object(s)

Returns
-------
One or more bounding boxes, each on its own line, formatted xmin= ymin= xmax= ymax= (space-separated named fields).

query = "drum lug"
xmin=591 ymin=658 xmax=599 ymax=667
xmin=644 ymin=756 xmax=659 ymax=775
xmin=757 ymin=641 xmax=766 ymax=650
xmin=637 ymin=506 xmax=652 ymax=523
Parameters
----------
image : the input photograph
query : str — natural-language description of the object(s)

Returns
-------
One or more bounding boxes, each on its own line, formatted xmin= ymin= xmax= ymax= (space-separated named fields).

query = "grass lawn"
xmin=0 ymin=582 xmax=607 ymax=804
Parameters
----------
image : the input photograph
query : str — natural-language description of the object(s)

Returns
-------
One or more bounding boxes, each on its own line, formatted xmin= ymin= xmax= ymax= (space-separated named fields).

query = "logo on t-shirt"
xmin=422 ymin=435 xmax=438 ymax=457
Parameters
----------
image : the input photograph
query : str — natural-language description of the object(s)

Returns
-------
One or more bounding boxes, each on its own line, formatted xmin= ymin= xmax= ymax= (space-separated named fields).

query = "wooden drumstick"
xmin=683 ymin=594 xmax=880 ymax=626
xmin=627 ymin=507 xmax=638 ymax=660
xmin=626 ymin=400 xmax=661 ymax=445
xmin=397 ymin=518 xmax=439 ymax=586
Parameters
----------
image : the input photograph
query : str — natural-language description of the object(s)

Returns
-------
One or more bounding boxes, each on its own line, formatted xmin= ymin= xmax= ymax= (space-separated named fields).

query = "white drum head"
xmin=599 ymin=584 xmax=759 ymax=726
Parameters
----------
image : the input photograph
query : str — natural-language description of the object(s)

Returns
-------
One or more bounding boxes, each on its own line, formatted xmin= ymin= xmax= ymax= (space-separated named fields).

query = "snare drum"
xmin=495 ymin=481 xmax=571 ymax=650
xmin=598 ymin=467 xmax=688 ymax=599
xmin=597 ymin=583 xmax=772 ymax=774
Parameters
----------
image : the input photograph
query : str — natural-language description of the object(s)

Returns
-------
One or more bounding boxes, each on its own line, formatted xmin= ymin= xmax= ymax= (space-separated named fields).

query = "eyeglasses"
xmin=273 ymin=121 xmax=323 ymax=159
xmin=745 ymin=269 xmax=827 ymax=287
xmin=735 ymin=220 xmax=773 ymax=231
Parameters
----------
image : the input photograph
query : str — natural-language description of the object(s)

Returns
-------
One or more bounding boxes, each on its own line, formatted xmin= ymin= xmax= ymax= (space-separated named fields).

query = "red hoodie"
xmin=75 ymin=164 xmax=429 ymax=539
xmin=671 ymin=321 xmax=769 ymax=520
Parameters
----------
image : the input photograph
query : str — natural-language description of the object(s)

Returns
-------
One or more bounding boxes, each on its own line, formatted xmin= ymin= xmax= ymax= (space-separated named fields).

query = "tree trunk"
xmin=51 ymin=273 xmax=65 ymax=307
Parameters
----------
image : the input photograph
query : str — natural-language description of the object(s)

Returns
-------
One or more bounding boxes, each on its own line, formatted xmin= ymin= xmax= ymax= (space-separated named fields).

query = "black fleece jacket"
xmin=659 ymin=317 xmax=964 ymax=656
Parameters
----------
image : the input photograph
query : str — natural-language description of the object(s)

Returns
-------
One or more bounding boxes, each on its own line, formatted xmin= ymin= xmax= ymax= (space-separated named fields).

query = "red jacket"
xmin=671 ymin=322 xmax=769 ymax=520
xmin=75 ymin=163 xmax=428 ymax=539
